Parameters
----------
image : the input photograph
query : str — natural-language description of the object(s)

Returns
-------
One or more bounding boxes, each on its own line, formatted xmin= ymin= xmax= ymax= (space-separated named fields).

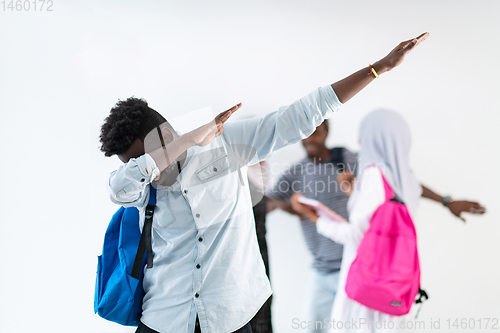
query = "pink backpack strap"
xmin=380 ymin=173 xmax=395 ymax=202
xmin=366 ymin=164 xmax=394 ymax=202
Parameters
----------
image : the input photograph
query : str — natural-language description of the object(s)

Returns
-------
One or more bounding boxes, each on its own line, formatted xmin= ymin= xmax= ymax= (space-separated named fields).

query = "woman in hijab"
xmin=291 ymin=109 xmax=422 ymax=332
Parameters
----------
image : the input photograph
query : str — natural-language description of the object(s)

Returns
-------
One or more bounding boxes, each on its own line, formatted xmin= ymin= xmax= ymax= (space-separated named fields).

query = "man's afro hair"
xmin=99 ymin=97 xmax=171 ymax=157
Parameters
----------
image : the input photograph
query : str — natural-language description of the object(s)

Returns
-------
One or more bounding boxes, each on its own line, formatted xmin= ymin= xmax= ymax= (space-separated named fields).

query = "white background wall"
xmin=1 ymin=1 xmax=499 ymax=332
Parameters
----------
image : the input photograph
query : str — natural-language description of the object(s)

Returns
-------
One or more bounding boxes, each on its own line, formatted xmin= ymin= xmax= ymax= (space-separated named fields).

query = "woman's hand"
xmin=188 ymin=103 xmax=242 ymax=146
xmin=373 ymin=32 xmax=430 ymax=74
xmin=447 ymin=201 xmax=487 ymax=222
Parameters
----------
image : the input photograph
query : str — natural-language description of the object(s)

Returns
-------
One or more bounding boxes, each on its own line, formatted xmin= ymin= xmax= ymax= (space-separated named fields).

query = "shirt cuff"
xmin=316 ymin=214 xmax=338 ymax=237
xmin=137 ymin=153 xmax=161 ymax=183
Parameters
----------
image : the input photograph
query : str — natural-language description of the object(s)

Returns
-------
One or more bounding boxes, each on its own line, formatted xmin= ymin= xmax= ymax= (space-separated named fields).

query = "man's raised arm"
xmin=222 ymin=32 xmax=430 ymax=166
xmin=331 ymin=32 xmax=429 ymax=103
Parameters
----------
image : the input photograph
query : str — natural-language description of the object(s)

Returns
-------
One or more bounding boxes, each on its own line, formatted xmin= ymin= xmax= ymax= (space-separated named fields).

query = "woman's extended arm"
xmin=421 ymin=184 xmax=486 ymax=222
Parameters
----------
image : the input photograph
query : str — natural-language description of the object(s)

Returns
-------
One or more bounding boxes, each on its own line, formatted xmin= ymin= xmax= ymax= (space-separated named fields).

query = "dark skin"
xmin=117 ymin=103 xmax=241 ymax=187
xmin=421 ymin=185 xmax=485 ymax=222
xmin=301 ymin=123 xmax=331 ymax=162
xmin=118 ymin=135 xmax=188 ymax=187
xmin=331 ymin=33 xmax=429 ymax=104
xmin=268 ymin=123 xmax=487 ymax=223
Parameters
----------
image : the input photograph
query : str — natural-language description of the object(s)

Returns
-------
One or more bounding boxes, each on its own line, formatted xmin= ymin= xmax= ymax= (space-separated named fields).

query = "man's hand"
xmin=187 ymin=103 xmax=242 ymax=146
xmin=291 ymin=193 xmax=319 ymax=223
xmin=447 ymin=201 xmax=487 ymax=223
xmin=331 ymin=32 xmax=429 ymax=103
xmin=338 ymin=171 xmax=356 ymax=197
xmin=374 ymin=32 xmax=430 ymax=74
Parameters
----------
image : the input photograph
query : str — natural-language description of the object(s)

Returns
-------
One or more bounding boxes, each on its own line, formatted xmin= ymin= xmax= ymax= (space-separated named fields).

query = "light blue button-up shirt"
xmin=107 ymin=86 xmax=342 ymax=333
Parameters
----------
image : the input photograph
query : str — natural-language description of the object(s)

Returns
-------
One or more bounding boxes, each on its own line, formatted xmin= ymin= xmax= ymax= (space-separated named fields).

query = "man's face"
xmin=117 ymin=127 xmax=183 ymax=186
xmin=301 ymin=123 xmax=328 ymax=159
xmin=118 ymin=138 xmax=145 ymax=163
xmin=117 ymin=126 xmax=175 ymax=163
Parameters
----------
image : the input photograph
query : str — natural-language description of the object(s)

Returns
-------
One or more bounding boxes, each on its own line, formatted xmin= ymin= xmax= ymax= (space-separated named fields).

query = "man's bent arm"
xmin=108 ymin=154 xmax=160 ymax=208
xmin=266 ymin=197 xmax=298 ymax=215
xmin=108 ymin=107 xmax=239 ymax=207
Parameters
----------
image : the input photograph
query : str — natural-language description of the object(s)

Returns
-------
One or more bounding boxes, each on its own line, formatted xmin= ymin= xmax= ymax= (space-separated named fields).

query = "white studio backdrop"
xmin=0 ymin=1 xmax=499 ymax=332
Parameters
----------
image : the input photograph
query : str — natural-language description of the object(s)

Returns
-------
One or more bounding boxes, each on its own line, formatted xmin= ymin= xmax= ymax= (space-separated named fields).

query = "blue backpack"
xmin=94 ymin=186 xmax=157 ymax=326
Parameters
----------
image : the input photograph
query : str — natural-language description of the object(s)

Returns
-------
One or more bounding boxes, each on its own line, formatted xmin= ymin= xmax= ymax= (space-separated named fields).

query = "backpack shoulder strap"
xmin=366 ymin=164 xmax=394 ymax=202
xmin=330 ymin=147 xmax=344 ymax=162
xmin=331 ymin=147 xmax=345 ymax=172
xmin=148 ymin=184 xmax=157 ymax=205
xmin=131 ymin=185 xmax=157 ymax=279
xmin=379 ymin=172 xmax=395 ymax=202
xmin=380 ymin=172 xmax=406 ymax=205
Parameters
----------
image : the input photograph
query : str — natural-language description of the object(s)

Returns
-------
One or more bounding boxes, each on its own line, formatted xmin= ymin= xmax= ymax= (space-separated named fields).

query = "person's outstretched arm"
xmin=331 ymin=32 xmax=429 ymax=103
xmin=266 ymin=197 xmax=297 ymax=215
xmin=222 ymin=33 xmax=430 ymax=166
xmin=148 ymin=104 xmax=241 ymax=172
xmin=421 ymin=185 xmax=486 ymax=222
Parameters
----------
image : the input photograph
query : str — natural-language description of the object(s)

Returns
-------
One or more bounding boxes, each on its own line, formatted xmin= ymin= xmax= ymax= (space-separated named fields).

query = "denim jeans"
xmin=302 ymin=269 xmax=340 ymax=333
xmin=135 ymin=318 xmax=253 ymax=333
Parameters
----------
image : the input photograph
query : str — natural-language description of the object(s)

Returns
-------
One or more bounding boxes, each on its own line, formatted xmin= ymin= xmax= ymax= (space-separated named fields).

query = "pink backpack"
xmin=345 ymin=171 xmax=427 ymax=316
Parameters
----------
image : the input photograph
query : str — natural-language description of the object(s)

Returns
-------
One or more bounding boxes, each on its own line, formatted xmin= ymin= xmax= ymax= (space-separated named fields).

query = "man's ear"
xmin=160 ymin=127 xmax=175 ymax=145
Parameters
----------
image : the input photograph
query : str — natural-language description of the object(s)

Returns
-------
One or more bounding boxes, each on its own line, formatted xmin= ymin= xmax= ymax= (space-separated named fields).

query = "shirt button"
xmin=195 ymin=293 xmax=200 ymax=298
xmin=213 ymin=167 xmax=218 ymax=172
xmin=196 ymin=263 xmax=201 ymax=269
xmin=198 ymin=237 xmax=203 ymax=242
xmin=140 ymin=178 xmax=145 ymax=183
xmin=184 ymin=189 xmax=188 ymax=194
xmin=196 ymin=213 xmax=200 ymax=218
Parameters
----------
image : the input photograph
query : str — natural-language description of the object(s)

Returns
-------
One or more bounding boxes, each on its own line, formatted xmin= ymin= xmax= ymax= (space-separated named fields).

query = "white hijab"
xmin=357 ymin=109 xmax=422 ymax=215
